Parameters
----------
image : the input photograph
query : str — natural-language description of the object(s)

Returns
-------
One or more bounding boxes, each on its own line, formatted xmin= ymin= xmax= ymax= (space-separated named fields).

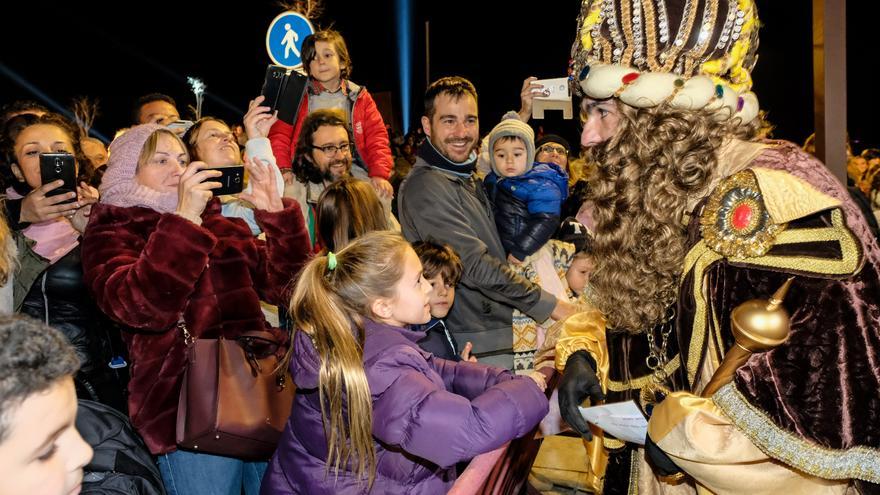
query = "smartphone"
xmin=205 ymin=166 xmax=245 ymax=196
xmin=39 ymin=153 xmax=78 ymax=203
xmin=260 ymin=65 xmax=308 ymax=125
xmin=167 ymin=120 xmax=195 ymax=133
xmin=532 ymin=77 xmax=571 ymax=100
xmin=260 ymin=65 xmax=288 ymax=112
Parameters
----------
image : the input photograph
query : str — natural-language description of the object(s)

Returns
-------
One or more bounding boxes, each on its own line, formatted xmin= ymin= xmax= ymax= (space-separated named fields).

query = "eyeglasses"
xmin=537 ymin=144 xmax=569 ymax=156
xmin=312 ymin=143 xmax=354 ymax=155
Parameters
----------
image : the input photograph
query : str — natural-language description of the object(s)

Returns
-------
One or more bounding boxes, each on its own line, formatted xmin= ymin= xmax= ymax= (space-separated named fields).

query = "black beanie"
xmin=536 ymin=134 xmax=571 ymax=153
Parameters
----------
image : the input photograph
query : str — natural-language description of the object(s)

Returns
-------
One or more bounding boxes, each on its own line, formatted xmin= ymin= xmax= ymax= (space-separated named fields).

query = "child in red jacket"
xmin=268 ymin=29 xmax=394 ymax=200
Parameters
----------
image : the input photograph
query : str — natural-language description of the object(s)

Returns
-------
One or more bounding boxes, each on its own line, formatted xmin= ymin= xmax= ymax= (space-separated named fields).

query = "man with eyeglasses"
xmin=286 ymin=108 xmax=355 ymax=247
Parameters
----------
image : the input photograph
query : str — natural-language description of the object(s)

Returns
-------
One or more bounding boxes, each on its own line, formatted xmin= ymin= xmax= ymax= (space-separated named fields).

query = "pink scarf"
xmin=6 ymin=187 xmax=79 ymax=264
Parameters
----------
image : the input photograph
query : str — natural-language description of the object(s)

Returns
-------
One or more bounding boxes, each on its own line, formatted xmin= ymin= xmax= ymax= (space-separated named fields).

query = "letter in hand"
xmin=558 ymin=350 xmax=606 ymax=440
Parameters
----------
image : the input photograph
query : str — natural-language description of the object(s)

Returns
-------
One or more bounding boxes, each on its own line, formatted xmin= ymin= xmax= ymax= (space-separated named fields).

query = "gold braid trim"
xmin=681 ymin=240 xmax=723 ymax=385
xmin=606 ymin=355 xmax=681 ymax=392
xmin=604 ymin=436 xmax=626 ymax=450
xmin=685 ymin=201 xmax=863 ymax=386
xmin=628 ymin=447 xmax=640 ymax=495
xmin=713 ymin=383 xmax=880 ymax=483
xmin=735 ymin=209 xmax=863 ymax=277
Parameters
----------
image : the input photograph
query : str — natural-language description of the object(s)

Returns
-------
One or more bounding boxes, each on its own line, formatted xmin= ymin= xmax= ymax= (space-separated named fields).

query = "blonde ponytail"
xmin=288 ymin=231 xmax=410 ymax=485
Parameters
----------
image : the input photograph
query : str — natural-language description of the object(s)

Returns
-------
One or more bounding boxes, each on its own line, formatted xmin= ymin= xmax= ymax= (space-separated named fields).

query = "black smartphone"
xmin=260 ymin=65 xmax=288 ymax=113
xmin=39 ymin=153 xmax=78 ymax=203
xmin=259 ymin=65 xmax=308 ymax=125
xmin=205 ymin=166 xmax=245 ymax=196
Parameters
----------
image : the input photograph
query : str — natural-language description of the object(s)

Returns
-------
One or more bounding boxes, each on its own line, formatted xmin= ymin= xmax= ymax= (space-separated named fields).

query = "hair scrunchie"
xmin=327 ymin=251 xmax=338 ymax=271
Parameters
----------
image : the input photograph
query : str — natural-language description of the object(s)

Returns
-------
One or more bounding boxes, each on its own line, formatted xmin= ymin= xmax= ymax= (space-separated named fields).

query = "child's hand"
xmin=507 ymin=254 xmax=522 ymax=265
xmin=460 ymin=342 xmax=477 ymax=362
xmin=526 ymin=371 xmax=547 ymax=392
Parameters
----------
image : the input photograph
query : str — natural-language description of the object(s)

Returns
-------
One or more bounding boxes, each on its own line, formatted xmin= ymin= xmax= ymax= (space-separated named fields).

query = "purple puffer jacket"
xmin=261 ymin=319 xmax=549 ymax=494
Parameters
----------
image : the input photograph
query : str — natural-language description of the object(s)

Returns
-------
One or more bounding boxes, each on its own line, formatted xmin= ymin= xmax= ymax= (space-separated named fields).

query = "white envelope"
xmin=578 ymin=400 xmax=648 ymax=445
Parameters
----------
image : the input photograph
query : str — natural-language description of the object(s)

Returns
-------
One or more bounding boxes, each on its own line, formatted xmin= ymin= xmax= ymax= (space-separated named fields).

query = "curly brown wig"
xmin=585 ymin=100 xmax=763 ymax=334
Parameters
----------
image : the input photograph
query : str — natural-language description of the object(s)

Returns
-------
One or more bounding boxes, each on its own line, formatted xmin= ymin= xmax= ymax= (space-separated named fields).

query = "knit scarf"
xmin=417 ymin=139 xmax=477 ymax=176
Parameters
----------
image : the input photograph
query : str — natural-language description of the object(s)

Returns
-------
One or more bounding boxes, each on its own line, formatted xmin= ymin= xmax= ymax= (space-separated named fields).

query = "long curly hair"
xmin=585 ymin=101 xmax=764 ymax=334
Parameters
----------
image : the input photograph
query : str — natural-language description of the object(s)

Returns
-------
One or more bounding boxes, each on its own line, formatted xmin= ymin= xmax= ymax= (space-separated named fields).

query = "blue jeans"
xmin=157 ymin=449 xmax=267 ymax=495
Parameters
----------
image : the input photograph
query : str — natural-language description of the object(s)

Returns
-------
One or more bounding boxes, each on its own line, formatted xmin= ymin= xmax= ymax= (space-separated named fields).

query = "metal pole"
xmin=812 ymin=0 xmax=847 ymax=183
xmin=425 ymin=21 xmax=431 ymax=87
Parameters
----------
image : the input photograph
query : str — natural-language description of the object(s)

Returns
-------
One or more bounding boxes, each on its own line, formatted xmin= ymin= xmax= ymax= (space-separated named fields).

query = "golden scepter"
xmin=701 ymin=277 xmax=795 ymax=397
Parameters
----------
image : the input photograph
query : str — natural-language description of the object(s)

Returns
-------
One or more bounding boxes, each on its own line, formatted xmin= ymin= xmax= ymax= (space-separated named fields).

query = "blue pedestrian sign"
xmin=266 ymin=11 xmax=315 ymax=69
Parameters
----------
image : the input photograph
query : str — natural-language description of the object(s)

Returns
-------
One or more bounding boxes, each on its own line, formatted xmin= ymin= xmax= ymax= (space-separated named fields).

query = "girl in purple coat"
xmin=262 ymin=231 xmax=549 ymax=494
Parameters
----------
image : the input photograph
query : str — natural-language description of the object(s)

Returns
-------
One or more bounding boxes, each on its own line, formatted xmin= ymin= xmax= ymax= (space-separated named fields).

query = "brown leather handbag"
xmin=175 ymin=324 xmax=295 ymax=460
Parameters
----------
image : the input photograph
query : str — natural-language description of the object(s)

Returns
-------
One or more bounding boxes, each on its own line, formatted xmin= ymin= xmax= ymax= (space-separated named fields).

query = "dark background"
xmin=1 ymin=1 xmax=876 ymax=152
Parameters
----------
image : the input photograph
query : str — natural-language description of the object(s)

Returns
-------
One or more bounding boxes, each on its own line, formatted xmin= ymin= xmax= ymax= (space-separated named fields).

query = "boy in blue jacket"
xmin=483 ymin=113 xmax=569 ymax=264
xmin=483 ymin=113 xmax=570 ymax=371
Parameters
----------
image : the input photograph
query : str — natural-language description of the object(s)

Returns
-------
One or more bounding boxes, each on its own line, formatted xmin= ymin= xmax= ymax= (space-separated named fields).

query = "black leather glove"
xmin=645 ymin=433 xmax=683 ymax=476
xmin=558 ymin=350 xmax=606 ymax=440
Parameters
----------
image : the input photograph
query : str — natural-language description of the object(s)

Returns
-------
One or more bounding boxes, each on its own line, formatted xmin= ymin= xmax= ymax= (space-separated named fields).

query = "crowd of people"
xmin=1 ymin=0 xmax=879 ymax=494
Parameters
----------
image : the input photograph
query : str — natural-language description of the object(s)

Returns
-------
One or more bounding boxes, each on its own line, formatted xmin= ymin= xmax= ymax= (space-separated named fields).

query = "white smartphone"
xmin=167 ymin=120 xmax=195 ymax=132
xmin=532 ymin=77 xmax=571 ymax=100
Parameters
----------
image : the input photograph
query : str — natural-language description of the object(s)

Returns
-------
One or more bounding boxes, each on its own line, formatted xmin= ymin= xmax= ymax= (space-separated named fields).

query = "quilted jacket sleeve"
xmin=429 ymin=358 xmax=516 ymax=400
xmin=369 ymin=345 xmax=548 ymax=468
xmin=268 ymin=119 xmax=296 ymax=172
xmin=509 ymin=213 xmax=560 ymax=261
xmin=354 ymin=89 xmax=393 ymax=180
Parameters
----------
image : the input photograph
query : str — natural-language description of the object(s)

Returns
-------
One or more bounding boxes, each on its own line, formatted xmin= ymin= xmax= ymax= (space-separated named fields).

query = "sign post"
xmin=266 ymin=11 xmax=315 ymax=70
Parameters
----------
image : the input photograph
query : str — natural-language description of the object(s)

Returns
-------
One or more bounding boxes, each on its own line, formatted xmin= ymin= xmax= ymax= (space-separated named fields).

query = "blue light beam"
xmin=0 ymin=62 xmax=112 ymax=143
xmin=396 ymin=0 xmax=412 ymax=133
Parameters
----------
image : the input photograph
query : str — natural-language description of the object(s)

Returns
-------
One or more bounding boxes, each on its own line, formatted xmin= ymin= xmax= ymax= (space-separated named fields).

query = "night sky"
xmin=2 ymin=1 xmax=877 ymax=152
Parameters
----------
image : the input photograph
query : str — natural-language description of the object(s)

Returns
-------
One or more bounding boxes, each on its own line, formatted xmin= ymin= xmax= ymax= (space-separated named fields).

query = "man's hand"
xmin=558 ymin=350 xmax=605 ymax=439
xmin=517 ymin=76 xmax=545 ymax=123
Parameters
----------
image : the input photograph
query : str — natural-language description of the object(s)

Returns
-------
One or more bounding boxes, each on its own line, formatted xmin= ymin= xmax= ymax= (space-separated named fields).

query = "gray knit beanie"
xmin=487 ymin=111 xmax=535 ymax=175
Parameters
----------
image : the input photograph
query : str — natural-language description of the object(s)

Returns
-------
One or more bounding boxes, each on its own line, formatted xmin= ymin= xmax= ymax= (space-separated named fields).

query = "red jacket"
xmin=81 ymin=198 xmax=310 ymax=454
xmin=268 ymin=80 xmax=393 ymax=180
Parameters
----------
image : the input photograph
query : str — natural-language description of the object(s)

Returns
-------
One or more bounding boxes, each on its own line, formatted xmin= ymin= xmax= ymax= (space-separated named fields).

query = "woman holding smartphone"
xmin=182 ymin=97 xmax=286 ymax=235
xmin=80 ymin=108 xmax=310 ymax=494
xmin=0 ymin=112 xmax=126 ymax=411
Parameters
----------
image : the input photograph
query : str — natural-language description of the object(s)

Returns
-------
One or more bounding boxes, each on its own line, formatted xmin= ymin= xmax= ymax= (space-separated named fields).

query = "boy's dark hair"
xmin=132 ymin=93 xmax=177 ymax=124
xmin=0 ymin=315 xmax=80 ymax=443
xmin=301 ymin=29 xmax=352 ymax=80
xmin=412 ymin=240 xmax=463 ymax=285
xmin=423 ymin=77 xmax=478 ymax=120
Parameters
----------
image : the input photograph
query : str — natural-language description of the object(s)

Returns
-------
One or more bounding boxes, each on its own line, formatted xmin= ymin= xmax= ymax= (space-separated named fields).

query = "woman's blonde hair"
xmin=287 ymin=231 xmax=411 ymax=485
xmin=585 ymin=100 xmax=764 ymax=333
xmin=136 ymin=129 xmax=188 ymax=170
xmin=315 ymin=177 xmax=388 ymax=252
